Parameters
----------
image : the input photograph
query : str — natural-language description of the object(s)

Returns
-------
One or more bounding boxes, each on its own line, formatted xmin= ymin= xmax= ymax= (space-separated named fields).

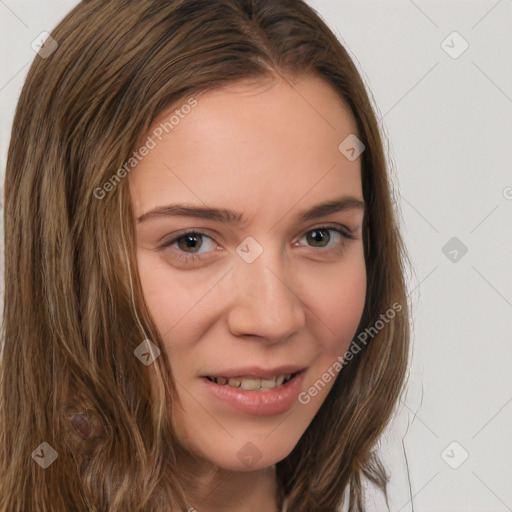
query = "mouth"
xmin=202 ymin=369 xmax=307 ymax=416
xmin=205 ymin=372 xmax=299 ymax=391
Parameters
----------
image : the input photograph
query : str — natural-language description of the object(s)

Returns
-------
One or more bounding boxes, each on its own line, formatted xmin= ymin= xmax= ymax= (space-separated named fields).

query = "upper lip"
xmin=202 ymin=365 xmax=307 ymax=379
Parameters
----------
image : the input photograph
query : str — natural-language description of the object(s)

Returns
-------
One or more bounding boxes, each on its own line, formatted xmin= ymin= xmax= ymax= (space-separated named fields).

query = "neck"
xmin=181 ymin=457 xmax=281 ymax=512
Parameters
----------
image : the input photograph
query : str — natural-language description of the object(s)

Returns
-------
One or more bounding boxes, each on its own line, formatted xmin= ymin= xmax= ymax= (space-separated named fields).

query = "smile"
xmin=202 ymin=369 xmax=306 ymax=415
xmin=205 ymin=372 xmax=298 ymax=391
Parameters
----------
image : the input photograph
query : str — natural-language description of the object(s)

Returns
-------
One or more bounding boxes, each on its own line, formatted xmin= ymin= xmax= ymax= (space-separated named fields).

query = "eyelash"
xmin=159 ymin=226 xmax=355 ymax=264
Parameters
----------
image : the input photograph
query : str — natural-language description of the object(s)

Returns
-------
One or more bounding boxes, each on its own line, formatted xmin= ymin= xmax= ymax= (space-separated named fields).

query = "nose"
xmin=226 ymin=248 xmax=306 ymax=343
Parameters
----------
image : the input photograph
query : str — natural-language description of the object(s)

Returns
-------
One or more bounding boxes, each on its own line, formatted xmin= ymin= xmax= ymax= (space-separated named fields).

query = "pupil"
xmin=178 ymin=234 xmax=202 ymax=252
xmin=308 ymin=229 xmax=329 ymax=247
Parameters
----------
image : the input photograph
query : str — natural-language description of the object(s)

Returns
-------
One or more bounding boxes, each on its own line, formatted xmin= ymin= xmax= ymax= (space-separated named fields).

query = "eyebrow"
xmin=137 ymin=196 xmax=365 ymax=224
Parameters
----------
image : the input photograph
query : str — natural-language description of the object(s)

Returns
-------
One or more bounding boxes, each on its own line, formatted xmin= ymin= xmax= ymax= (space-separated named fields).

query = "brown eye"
xmin=160 ymin=230 xmax=217 ymax=261
xmin=298 ymin=226 xmax=353 ymax=252
xmin=176 ymin=233 xmax=204 ymax=253
xmin=306 ymin=229 xmax=331 ymax=247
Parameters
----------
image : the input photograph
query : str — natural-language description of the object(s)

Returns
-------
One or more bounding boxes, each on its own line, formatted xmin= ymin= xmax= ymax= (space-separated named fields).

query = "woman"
xmin=0 ymin=0 xmax=410 ymax=510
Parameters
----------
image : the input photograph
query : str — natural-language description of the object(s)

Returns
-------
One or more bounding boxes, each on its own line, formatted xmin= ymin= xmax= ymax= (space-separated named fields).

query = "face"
xmin=129 ymin=74 xmax=366 ymax=471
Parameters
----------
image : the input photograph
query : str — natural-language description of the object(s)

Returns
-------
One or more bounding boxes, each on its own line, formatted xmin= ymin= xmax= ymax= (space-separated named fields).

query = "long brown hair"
xmin=0 ymin=0 xmax=410 ymax=510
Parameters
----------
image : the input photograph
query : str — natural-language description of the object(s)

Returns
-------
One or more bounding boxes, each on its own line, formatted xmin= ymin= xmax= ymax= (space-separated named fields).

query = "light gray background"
xmin=1 ymin=1 xmax=511 ymax=511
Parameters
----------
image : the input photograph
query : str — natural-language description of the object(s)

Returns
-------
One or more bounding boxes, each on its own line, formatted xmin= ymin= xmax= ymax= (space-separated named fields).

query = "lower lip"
xmin=202 ymin=371 xmax=306 ymax=416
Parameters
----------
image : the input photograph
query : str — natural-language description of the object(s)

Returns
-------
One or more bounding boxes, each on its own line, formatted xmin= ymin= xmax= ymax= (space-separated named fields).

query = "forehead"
xmin=129 ymin=74 xmax=363 ymax=220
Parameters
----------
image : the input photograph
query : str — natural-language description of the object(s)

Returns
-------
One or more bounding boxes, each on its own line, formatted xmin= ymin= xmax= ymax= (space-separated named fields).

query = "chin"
xmin=189 ymin=431 xmax=300 ymax=473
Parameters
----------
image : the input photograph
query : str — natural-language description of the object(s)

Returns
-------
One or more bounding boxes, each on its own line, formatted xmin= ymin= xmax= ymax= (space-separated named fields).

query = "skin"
xmin=129 ymin=73 xmax=367 ymax=512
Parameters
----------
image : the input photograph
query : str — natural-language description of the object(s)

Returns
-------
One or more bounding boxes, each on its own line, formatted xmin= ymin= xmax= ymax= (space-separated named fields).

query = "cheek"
xmin=137 ymin=260 xmax=173 ymax=337
xmin=304 ymin=249 xmax=367 ymax=355
xmin=296 ymin=253 xmax=366 ymax=415
xmin=136 ymin=250 xmax=209 ymax=336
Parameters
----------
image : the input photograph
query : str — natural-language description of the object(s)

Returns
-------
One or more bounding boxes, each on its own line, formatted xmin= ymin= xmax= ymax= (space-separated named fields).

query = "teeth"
xmin=240 ymin=378 xmax=261 ymax=391
xmin=260 ymin=377 xmax=276 ymax=389
xmin=210 ymin=373 xmax=295 ymax=390
xmin=228 ymin=377 xmax=241 ymax=388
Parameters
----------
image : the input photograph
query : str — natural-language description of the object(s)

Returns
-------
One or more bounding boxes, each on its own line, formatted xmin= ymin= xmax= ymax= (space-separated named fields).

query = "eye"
xmin=159 ymin=225 xmax=354 ymax=265
xmin=160 ymin=230 xmax=218 ymax=260
xmin=297 ymin=226 xmax=353 ymax=250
